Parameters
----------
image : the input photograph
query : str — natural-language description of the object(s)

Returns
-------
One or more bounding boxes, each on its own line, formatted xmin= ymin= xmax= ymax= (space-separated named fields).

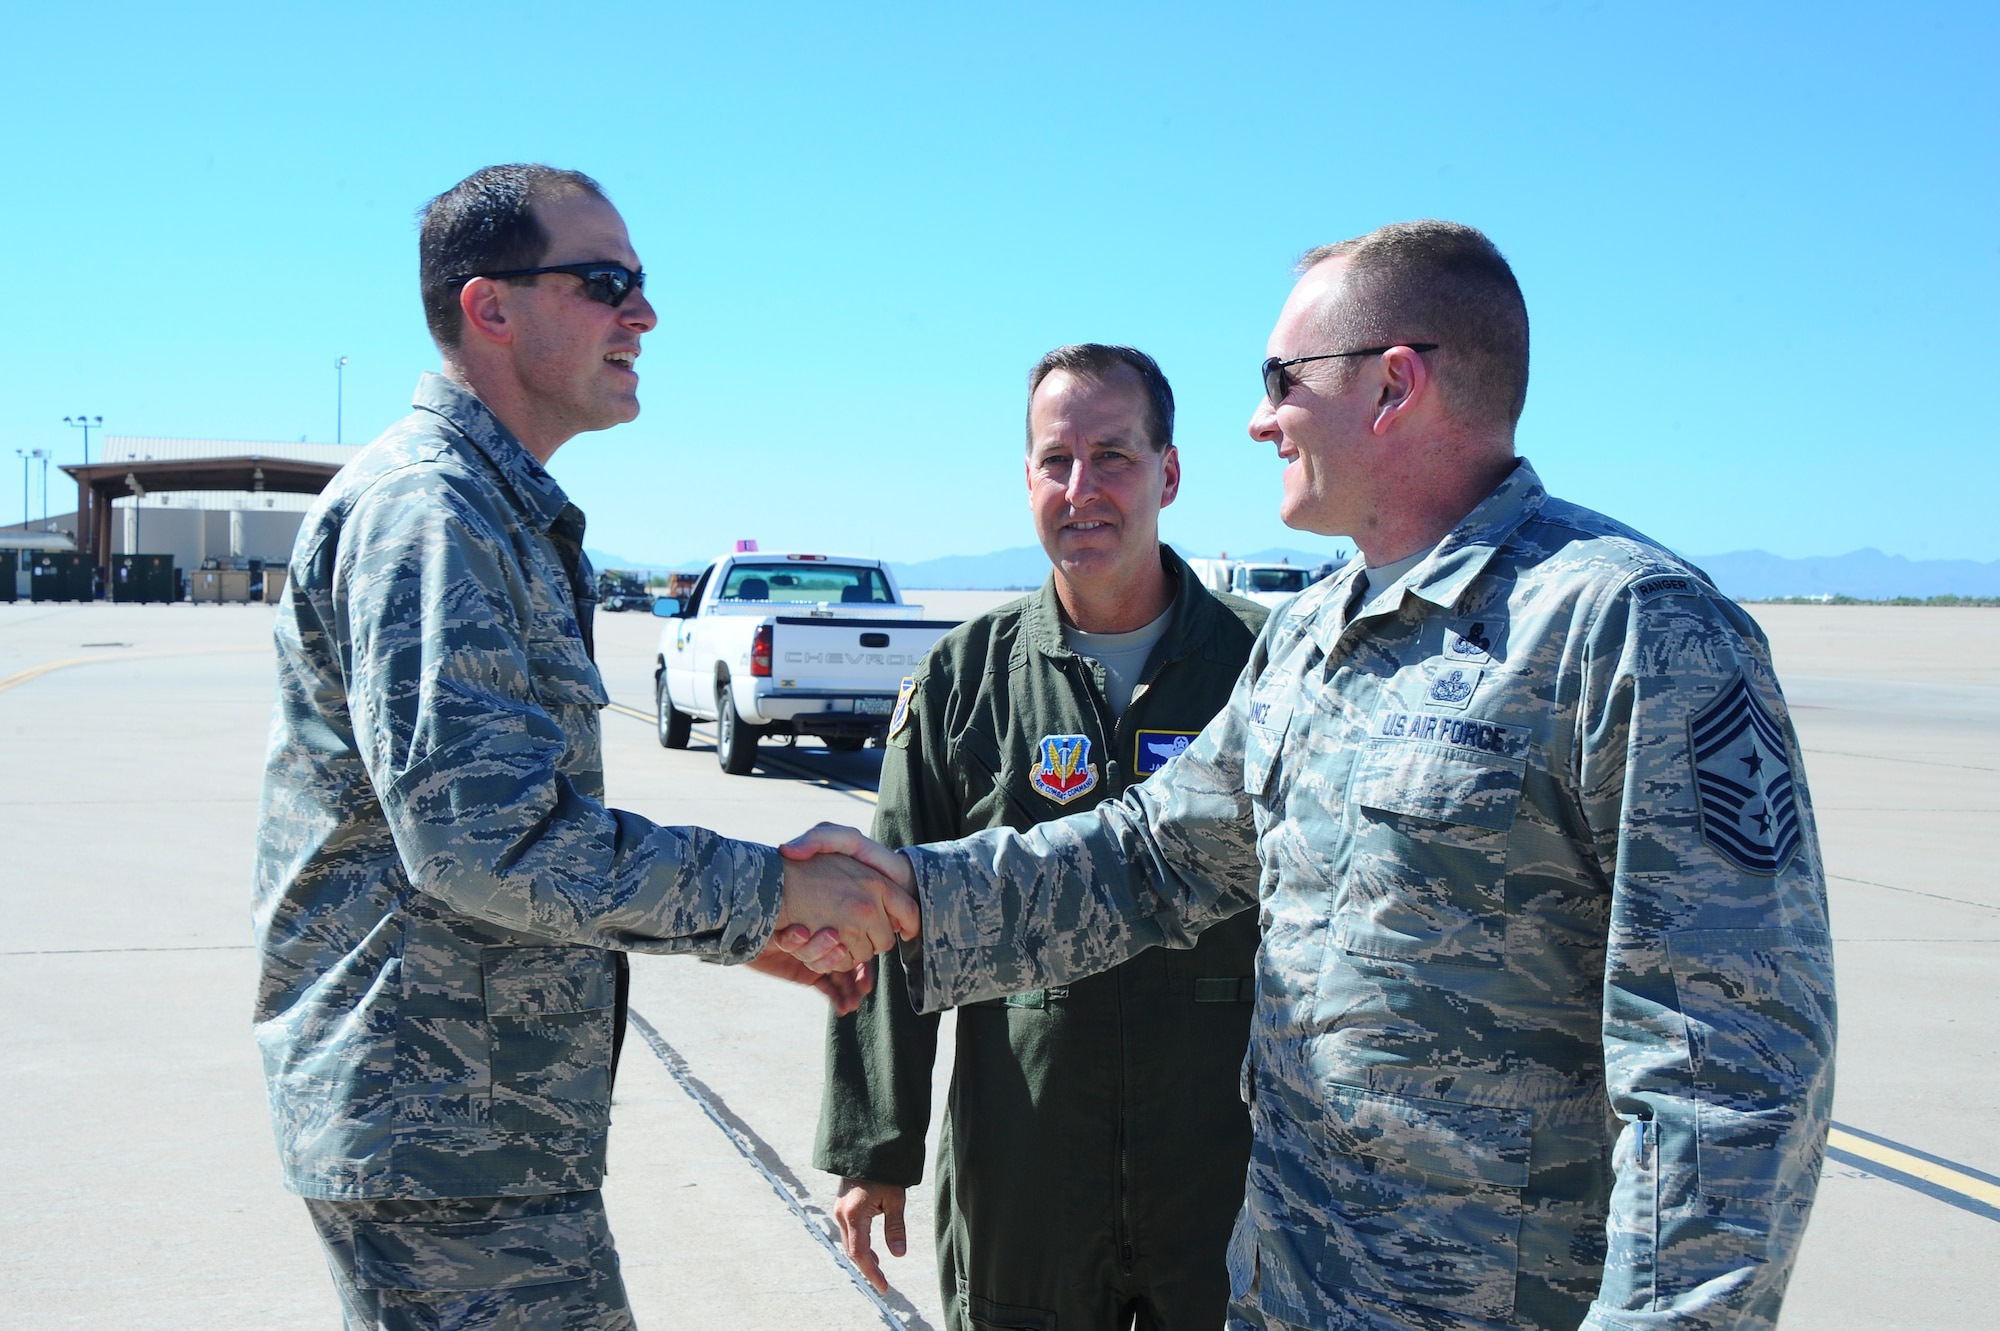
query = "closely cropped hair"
xmin=418 ymin=165 xmax=607 ymax=350
xmin=1025 ymin=344 xmax=1176 ymax=452
xmin=1298 ymin=221 xmax=1530 ymax=429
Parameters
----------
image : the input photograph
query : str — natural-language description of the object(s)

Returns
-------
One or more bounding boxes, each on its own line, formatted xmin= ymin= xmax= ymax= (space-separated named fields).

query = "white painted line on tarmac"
xmin=626 ymin=1009 xmax=934 ymax=1330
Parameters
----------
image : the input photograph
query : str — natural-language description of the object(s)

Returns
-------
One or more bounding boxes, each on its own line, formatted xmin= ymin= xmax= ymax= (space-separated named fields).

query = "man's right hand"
xmin=771 ymin=847 xmax=920 ymax=974
xmin=833 ymin=1178 xmax=908 ymax=1294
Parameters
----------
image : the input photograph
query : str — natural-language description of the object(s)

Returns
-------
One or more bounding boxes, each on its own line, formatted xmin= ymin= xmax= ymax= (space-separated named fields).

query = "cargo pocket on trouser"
xmin=483 ymin=946 xmax=617 ymax=1136
xmin=311 ymin=1192 xmax=631 ymax=1331
xmin=1316 ymin=1083 xmax=1531 ymax=1321
xmin=962 ymin=1287 xmax=1058 ymax=1331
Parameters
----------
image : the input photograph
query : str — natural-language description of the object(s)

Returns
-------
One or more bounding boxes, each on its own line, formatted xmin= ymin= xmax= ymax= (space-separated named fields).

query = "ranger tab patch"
xmin=1134 ymin=729 xmax=1199 ymax=776
xmin=1030 ymin=733 xmax=1100 ymax=804
xmin=1689 ymin=675 xmax=1802 ymax=876
xmin=886 ymin=676 xmax=917 ymax=740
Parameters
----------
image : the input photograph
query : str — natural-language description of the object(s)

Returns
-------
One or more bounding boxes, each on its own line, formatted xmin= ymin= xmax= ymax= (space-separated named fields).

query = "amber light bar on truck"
xmin=750 ymin=624 xmax=774 ymax=676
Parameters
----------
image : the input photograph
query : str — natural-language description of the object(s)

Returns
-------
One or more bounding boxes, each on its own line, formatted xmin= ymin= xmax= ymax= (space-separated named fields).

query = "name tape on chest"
xmin=1374 ymin=709 xmax=1531 ymax=760
xmin=1133 ymin=729 xmax=1200 ymax=776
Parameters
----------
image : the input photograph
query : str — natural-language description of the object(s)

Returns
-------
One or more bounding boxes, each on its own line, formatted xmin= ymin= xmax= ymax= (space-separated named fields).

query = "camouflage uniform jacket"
xmin=901 ymin=460 xmax=1836 ymax=1331
xmin=253 ymin=373 xmax=783 ymax=1201
xmin=815 ymin=549 xmax=1265 ymax=1259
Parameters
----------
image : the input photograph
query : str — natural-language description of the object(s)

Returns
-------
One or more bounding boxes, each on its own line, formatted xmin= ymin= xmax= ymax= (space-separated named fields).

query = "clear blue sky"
xmin=5 ymin=1 xmax=1994 ymax=565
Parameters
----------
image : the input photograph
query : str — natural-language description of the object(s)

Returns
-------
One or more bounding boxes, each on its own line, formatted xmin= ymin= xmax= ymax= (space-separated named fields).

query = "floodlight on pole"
xmin=336 ymin=356 xmax=349 ymax=444
xmin=64 ymin=414 xmax=102 ymax=466
xmin=13 ymin=449 xmax=28 ymax=527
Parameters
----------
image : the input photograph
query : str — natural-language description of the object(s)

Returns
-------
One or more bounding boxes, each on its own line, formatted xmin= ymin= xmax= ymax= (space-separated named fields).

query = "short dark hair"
xmin=1298 ymin=221 xmax=1530 ymax=429
xmin=417 ymin=164 xmax=608 ymax=350
xmin=1025 ymin=344 xmax=1176 ymax=452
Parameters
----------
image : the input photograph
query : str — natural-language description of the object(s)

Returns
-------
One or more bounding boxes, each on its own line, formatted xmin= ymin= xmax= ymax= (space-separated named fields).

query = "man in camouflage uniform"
xmin=817 ymin=346 xmax=1269 ymax=1329
xmin=253 ymin=165 xmax=911 ymax=1330
xmin=788 ymin=223 xmax=1836 ymax=1331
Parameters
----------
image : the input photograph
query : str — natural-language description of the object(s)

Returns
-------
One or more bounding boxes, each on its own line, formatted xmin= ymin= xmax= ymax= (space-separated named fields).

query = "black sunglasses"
xmin=1262 ymin=344 xmax=1438 ymax=408
xmin=456 ymin=261 xmax=646 ymax=308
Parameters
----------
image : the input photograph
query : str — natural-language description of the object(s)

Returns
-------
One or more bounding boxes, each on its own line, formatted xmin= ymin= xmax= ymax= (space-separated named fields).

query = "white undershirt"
xmin=1064 ymin=607 xmax=1173 ymax=716
xmin=1357 ymin=547 xmax=1431 ymax=617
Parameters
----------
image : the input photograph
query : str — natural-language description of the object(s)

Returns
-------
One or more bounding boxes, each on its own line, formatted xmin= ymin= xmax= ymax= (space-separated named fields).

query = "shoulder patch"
xmin=1689 ymin=675 xmax=1802 ymax=876
xmin=886 ymin=676 xmax=917 ymax=741
xmin=1632 ymin=573 xmax=1704 ymax=601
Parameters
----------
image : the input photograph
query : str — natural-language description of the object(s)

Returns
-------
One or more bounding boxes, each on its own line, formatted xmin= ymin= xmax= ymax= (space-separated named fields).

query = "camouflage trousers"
xmin=304 ymin=1189 xmax=634 ymax=1331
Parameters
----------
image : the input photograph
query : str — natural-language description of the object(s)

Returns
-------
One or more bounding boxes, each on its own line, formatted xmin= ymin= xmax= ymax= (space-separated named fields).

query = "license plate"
xmin=857 ymin=697 xmax=894 ymax=715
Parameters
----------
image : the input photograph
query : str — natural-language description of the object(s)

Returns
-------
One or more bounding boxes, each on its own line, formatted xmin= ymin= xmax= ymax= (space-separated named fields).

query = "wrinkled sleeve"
xmin=339 ymin=477 xmax=782 ymax=960
xmin=814 ymin=657 xmax=955 ymax=1185
xmin=902 ymin=643 xmax=1266 ymax=1013
xmin=1580 ymin=583 xmax=1836 ymax=1330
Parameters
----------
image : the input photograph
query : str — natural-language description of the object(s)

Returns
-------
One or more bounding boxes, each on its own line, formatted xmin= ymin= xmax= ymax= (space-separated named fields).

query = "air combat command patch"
xmin=887 ymin=676 xmax=917 ymax=741
xmin=1689 ymin=674 xmax=1802 ymax=876
xmin=1030 ymin=733 xmax=1099 ymax=804
xmin=1134 ymin=729 xmax=1199 ymax=776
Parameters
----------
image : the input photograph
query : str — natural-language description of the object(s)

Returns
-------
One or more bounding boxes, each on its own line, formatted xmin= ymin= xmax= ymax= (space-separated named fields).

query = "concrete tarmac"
xmin=1 ymin=597 xmax=1995 ymax=1329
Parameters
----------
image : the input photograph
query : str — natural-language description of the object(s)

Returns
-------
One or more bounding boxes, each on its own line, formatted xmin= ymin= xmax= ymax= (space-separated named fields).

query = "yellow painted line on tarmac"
xmin=0 ymin=645 xmax=266 ymax=696
xmin=604 ymin=700 xmax=880 ymax=805
xmin=1828 ymin=1127 xmax=2000 ymax=1213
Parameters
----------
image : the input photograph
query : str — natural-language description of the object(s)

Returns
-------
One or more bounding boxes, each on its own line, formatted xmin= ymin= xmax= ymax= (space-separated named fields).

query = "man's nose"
xmin=1065 ymin=457 xmax=1099 ymax=506
xmin=623 ymin=287 xmax=659 ymax=333
xmin=1248 ymin=396 xmax=1281 ymax=443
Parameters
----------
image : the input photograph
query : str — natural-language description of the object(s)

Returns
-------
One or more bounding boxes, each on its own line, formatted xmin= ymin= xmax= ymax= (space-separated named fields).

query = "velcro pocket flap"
xmin=1324 ymin=1082 xmax=1532 ymax=1190
xmin=482 ymin=946 xmax=615 ymax=1016
xmin=1350 ymin=742 xmax=1524 ymax=831
xmin=353 ymin=1209 xmax=608 ymax=1291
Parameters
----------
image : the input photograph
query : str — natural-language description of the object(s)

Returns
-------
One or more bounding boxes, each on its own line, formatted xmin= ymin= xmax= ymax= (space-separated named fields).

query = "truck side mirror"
xmin=651 ymin=596 xmax=682 ymax=618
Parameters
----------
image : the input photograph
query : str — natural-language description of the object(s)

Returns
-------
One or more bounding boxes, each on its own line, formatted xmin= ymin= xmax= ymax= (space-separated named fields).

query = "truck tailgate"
xmin=769 ymin=615 xmax=956 ymax=706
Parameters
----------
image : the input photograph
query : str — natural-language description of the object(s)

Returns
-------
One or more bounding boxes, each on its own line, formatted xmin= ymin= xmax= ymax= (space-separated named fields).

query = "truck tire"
xmin=716 ymin=682 xmax=758 ymax=775
xmin=823 ymin=736 xmax=866 ymax=753
xmin=657 ymin=674 xmax=691 ymax=749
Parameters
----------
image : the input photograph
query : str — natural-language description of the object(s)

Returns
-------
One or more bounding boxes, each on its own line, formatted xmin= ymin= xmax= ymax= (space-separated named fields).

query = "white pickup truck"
xmin=651 ymin=552 xmax=957 ymax=774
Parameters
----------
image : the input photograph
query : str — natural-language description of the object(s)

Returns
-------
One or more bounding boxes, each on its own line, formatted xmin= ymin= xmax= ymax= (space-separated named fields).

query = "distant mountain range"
xmin=584 ymin=545 xmax=2000 ymax=600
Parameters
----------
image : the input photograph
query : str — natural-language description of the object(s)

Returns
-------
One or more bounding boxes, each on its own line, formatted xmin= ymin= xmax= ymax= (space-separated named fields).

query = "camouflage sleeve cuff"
xmin=903 ymin=845 xmax=977 ymax=1012
xmin=717 ymin=838 xmax=786 ymax=964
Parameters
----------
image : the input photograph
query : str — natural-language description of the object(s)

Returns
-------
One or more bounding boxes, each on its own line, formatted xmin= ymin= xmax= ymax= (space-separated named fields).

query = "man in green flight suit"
xmin=816 ymin=344 xmax=1271 ymax=1331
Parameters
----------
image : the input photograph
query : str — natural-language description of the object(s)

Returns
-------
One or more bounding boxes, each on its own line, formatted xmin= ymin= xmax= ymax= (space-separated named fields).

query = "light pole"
xmin=64 ymin=414 xmax=102 ymax=466
xmin=13 ymin=449 xmax=27 ymax=528
xmin=336 ymin=356 xmax=348 ymax=444
xmin=25 ymin=448 xmax=50 ymax=527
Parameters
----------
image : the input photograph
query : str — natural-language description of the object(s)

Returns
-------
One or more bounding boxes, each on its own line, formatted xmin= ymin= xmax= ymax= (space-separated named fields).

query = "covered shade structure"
xmin=62 ymin=455 xmax=346 ymax=572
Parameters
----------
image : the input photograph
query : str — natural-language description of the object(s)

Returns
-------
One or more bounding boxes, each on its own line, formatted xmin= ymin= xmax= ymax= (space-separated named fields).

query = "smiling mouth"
xmin=604 ymin=350 xmax=637 ymax=368
xmin=1063 ymin=520 xmax=1112 ymax=533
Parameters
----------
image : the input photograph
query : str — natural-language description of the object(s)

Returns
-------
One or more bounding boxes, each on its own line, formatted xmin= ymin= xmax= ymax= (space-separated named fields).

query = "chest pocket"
xmin=1336 ymin=740 xmax=1524 ymax=968
xmin=484 ymin=946 xmax=615 ymax=1136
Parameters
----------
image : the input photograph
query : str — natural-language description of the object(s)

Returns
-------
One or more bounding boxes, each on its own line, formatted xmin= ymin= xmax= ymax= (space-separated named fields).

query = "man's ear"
xmin=1158 ymin=444 xmax=1181 ymax=509
xmin=458 ymin=277 xmax=513 ymax=348
xmin=1370 ymin=346 xmax=1430 ymax=435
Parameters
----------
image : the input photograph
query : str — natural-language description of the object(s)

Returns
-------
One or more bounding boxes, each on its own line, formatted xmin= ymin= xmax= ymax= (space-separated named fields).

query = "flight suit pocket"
xmin=1336 ymin=740 xmax=1524 ymax=968
xmin=1317 ymin=1083 xmax=1530 ymax=1320
xmin=483 ymin=946 xmax=615 ymax=1136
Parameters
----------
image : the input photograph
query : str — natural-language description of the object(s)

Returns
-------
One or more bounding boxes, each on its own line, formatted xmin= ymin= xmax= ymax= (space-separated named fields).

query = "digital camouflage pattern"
xmin=305 ymin=1188 xmax=632 ymax=1330
xmin=254 ymin=373 xmax=784 ymax=1201
xmin=816 ymin=549 xmax=1266 ymax=1329
xmin=902 ymin=460 xmax=1836 ymax=1331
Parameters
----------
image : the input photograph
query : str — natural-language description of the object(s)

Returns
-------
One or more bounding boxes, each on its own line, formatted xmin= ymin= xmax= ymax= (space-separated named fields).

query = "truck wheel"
xmin=823 ymin=736 xmax=866 ymax=753
xmin=716 ymin=682 xmax=758 ymax=775
xmin=657 ymin=675 xmax=691 ymax=749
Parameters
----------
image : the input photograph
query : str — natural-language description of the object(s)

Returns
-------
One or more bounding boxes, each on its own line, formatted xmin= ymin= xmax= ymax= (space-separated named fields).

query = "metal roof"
xmin=96 ymin=436 xmax=361 ymax=467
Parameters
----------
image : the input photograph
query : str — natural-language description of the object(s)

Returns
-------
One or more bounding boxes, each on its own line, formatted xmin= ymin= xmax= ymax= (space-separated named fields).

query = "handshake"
xmin=749 ymin=824 xmax=921 ymax=1014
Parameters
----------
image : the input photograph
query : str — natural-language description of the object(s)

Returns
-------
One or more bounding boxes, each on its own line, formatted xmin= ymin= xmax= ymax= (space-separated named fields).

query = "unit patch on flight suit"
xmin=1134 ymin=729 xmax=1200 ymax=776
xmin=1030 ymin=733 xmax=1099 ymax=804
xmin=887 ymin=676 xmax=917 ymax=741
xmin=1689 ymin=674 xmax=1802 ymax=876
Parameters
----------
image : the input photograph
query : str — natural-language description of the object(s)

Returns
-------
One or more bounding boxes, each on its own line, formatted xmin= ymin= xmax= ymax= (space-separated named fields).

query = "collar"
xmin=1023 ymin=544 xmax=1210 ymax=666
xmin=1309 ymin=456 xmax=1544 ymax=650
xmin=410 ymin=372 xmax=575 ymax=533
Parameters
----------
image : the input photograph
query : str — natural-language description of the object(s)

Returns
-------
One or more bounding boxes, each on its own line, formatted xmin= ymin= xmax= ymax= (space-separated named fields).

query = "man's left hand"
xmin=744 ymin=946 xmax=873 ymax=1015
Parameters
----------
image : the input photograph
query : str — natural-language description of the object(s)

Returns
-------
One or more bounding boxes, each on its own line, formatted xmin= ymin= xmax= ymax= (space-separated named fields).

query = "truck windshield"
xmin=1243 ymin=567 xmax=1308 ymax=593
xmin=718 ymin=563 xmax=895 ymax=604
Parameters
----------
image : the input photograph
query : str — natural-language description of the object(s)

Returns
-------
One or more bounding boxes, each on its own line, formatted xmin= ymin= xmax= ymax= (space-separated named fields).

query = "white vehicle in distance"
xmin=1230 ymin=561 xmax=1314 ymax=610
xmin=652 ymin=552 xmax=956 ymax=775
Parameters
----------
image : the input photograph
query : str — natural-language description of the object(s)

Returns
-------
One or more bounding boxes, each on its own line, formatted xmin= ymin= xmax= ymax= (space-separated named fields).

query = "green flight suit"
xmin=816 ymin=547 xmax=1268 ymax=1331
